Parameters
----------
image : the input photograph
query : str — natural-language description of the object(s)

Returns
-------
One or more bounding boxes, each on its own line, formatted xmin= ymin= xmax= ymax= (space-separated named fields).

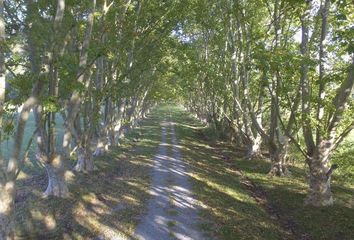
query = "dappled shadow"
xmin=134 ymin=121 xmax=203 ymax=240
xmin=169 ymin=106 xmax=354 ymax=240
xmin=14 ymin=110 xmax=163 ymax=239
xmin=13 ymin=106 xmax=354 ymax=239
xmin=166 ymin=107 xmax=290 ymax=239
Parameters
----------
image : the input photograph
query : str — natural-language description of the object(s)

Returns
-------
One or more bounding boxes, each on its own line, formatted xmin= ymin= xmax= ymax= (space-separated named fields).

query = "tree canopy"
xmin=0 ymin=0 xmax=353 ymax=239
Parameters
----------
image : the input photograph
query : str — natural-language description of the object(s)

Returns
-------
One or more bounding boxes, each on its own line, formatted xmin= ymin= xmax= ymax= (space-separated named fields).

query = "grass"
xmin=167 ymin=220 xmax=177 ymax=228
xmin=14 ymin=107 xmax=168 ymax=239
xmin=0 ymin=112 xmax=66 ymax=161
xmin=11 ymin=105 xmax=354 ymax=239
xmin=235 ymin=159 xmax=354 ymax=240
xmin=166 ymin=105 xmax=354 ymax=240
xmin=168 ymin=106 xmax=288 ymax=239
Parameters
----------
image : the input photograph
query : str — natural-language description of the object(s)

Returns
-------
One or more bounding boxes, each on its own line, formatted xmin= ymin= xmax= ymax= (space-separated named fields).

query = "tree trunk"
xmin=44 ymin=156 xmax=69 ymax=198
xmin=0 ymin=181 xmax=15 ymax=240
xmin=105 ymin=98 xmax=115 ymax=149
xmin=0 ymin=0 xmax=5 ymax=127
xmin=62 ymin=128 xmax=72 ymax=159
xmin=246 ymin=135 xmax=262 ymax=159
xmin=0 ymin=2 xmax=43 ymax=237
xmin=93 ymin=137 xmax=107 ymax=157
xmin=63 ymin=0 xmax=96 ymax=164
xmin=247 ymin=101 xmax=263 ymax=160
xmin=305 ymin=142 xmax=334 ymax=206
xmin=305 ymin=166 xmax=333 ymax=206
xmin=74 ymin=147 xmax=95 ymax=172
xmin=114 ymin=99 xmax=126 ymax=141
xmin=269 ymin=156 xmax=289 ymax=177
xmin=268 ymin=143 xmax=289 ymax=177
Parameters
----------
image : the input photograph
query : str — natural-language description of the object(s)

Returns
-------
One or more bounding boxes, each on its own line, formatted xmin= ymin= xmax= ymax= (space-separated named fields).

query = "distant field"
xmin=0 ymin=111 xmax=65 ymax=161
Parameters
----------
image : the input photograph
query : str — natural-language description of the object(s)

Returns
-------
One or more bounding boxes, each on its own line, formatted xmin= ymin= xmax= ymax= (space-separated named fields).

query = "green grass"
xmin=14 ymin=107 xmax=168 ymax=239
xmin=12 ymin=105 xmax=354 ymax=239
xmin=166 ymin=105 xmax=354 ymax=240
xmin=234 ymin=158 xmax=354 ymax=240
xmin=168 ymin=106 xmax=288 ymax=239
xmin=0 ymin=112 xmax=66 ymax=161
xmin=167 ymin=220 xmax=177 ymax=228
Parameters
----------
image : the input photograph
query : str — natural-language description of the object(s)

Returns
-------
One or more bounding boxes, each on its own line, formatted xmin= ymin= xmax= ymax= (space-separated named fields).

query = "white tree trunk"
xmin=62 ymin=129 xmax=73 ymax=159
xmin=0 ymin=2 xmax=41 ymax=237
xmin=305 ymin=140 xmax=334 ymax=206
xmin=305 ymin=160 xmax=333 ymax=206
xmin=0 ymin=0 xmax=5 ymax=124
xmin=93 ymin=137 xmax=107 ymax=157
xmin=63 ymin=0 xmax=96 ymax=163
xmin=269 ymin=157 xmax=289 ymax=177
xmin=268 ymin=142 xmax=289 ymax=177
xmin=246 ymin=135 xmax=262 ymax=160
xmin=0 ymin=181 xmax=15 ymax=240
xmin=305 ymin=168 xmax=333 ymax=207
xmin=74 ymin=147 xmax=95 ymax=172
xmin=44 ymin=156 xmax=69 ymax=198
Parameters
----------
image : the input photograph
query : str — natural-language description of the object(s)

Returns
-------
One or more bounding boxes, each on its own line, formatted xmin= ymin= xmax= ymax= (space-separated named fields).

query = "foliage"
xmin=0 ymin=0 xmax=353 ymax=238
xmin=332 ymin=140 xmax=354 ymax=183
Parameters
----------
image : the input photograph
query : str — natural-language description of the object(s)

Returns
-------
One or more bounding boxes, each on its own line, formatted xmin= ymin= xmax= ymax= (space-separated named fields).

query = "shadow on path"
xmin=134 ymin=121 xmax=203 ymax=240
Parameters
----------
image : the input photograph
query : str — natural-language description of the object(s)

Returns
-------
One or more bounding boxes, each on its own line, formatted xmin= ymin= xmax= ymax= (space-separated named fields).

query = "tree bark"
xmin=0 ymin=181 xmax=15 ymax=240
xmin=114 ymin=99 xmax=126 ymax=144
xmin=74 ymin=146 xmax=95 ymax=172
xmin=93 ymin=137 xmax=107 ymax=157
xmin=304 ymin=59 xmax=353 ymax=206
xmin=0 ymin=0 xmax=5 ymax=175
xmin=0 ymin=89 xmax=39 ymax=240
xmin=316 ymin=0 xmax=330 ymax=145
xmin=44 ymin=156 xmax=69 ymax=197
xmin=305 ymin=143 xmax=333 ymax=206
xmin=44 ymin=0 xmax=69 ymax=197
xmin=246 ymin=72 xmax=265 ymax=160
xmin=268 ymin=149 xmax=289 ymax=177
xmin=0 ymin=0 xmax=4 ymax=126
xmin=92 ymin=52 xmax=107 ymax=156
xmin=62 ymin=127 xmax=72 ymax=159
xmin=246 ymin=135 xmax=262 ymax=159
xmin=300 ymin=2 xmax=315 ymax=154
xmin=63 ymin=0 xmax=96 ymax=171
xmin=0 ymin=1 xmax=47 ymax=237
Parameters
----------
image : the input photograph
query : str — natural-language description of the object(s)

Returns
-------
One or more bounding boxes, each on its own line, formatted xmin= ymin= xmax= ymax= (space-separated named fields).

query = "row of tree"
xmin=173 ymin=0 xmax=353 ymax=207
xmin=0 ymin=0 xmax=185 ymax=238
xmin=0 ymin=0 xmax=353 ymax=239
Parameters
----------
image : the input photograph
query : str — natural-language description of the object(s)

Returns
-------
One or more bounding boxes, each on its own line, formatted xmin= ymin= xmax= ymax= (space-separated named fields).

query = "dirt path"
xmin=134 ymin=121 xmax=203 ymax=240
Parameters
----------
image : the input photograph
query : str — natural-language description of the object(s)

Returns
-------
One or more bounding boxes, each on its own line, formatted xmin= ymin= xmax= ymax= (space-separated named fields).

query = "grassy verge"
xmin=167 ymin=105 xmax=354 ymax=240
xmin=14 ymin=107 xmax=166 ymax=239
xmin=234 ymin=159 xmax=354 ymax=240
xmin=169 ymin=106 xmax=288 ymax=239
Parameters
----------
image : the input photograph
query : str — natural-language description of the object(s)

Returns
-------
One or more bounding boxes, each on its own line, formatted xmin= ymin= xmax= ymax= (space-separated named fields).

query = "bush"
xmin=332 ymin=141 xmax=354 ymax=183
